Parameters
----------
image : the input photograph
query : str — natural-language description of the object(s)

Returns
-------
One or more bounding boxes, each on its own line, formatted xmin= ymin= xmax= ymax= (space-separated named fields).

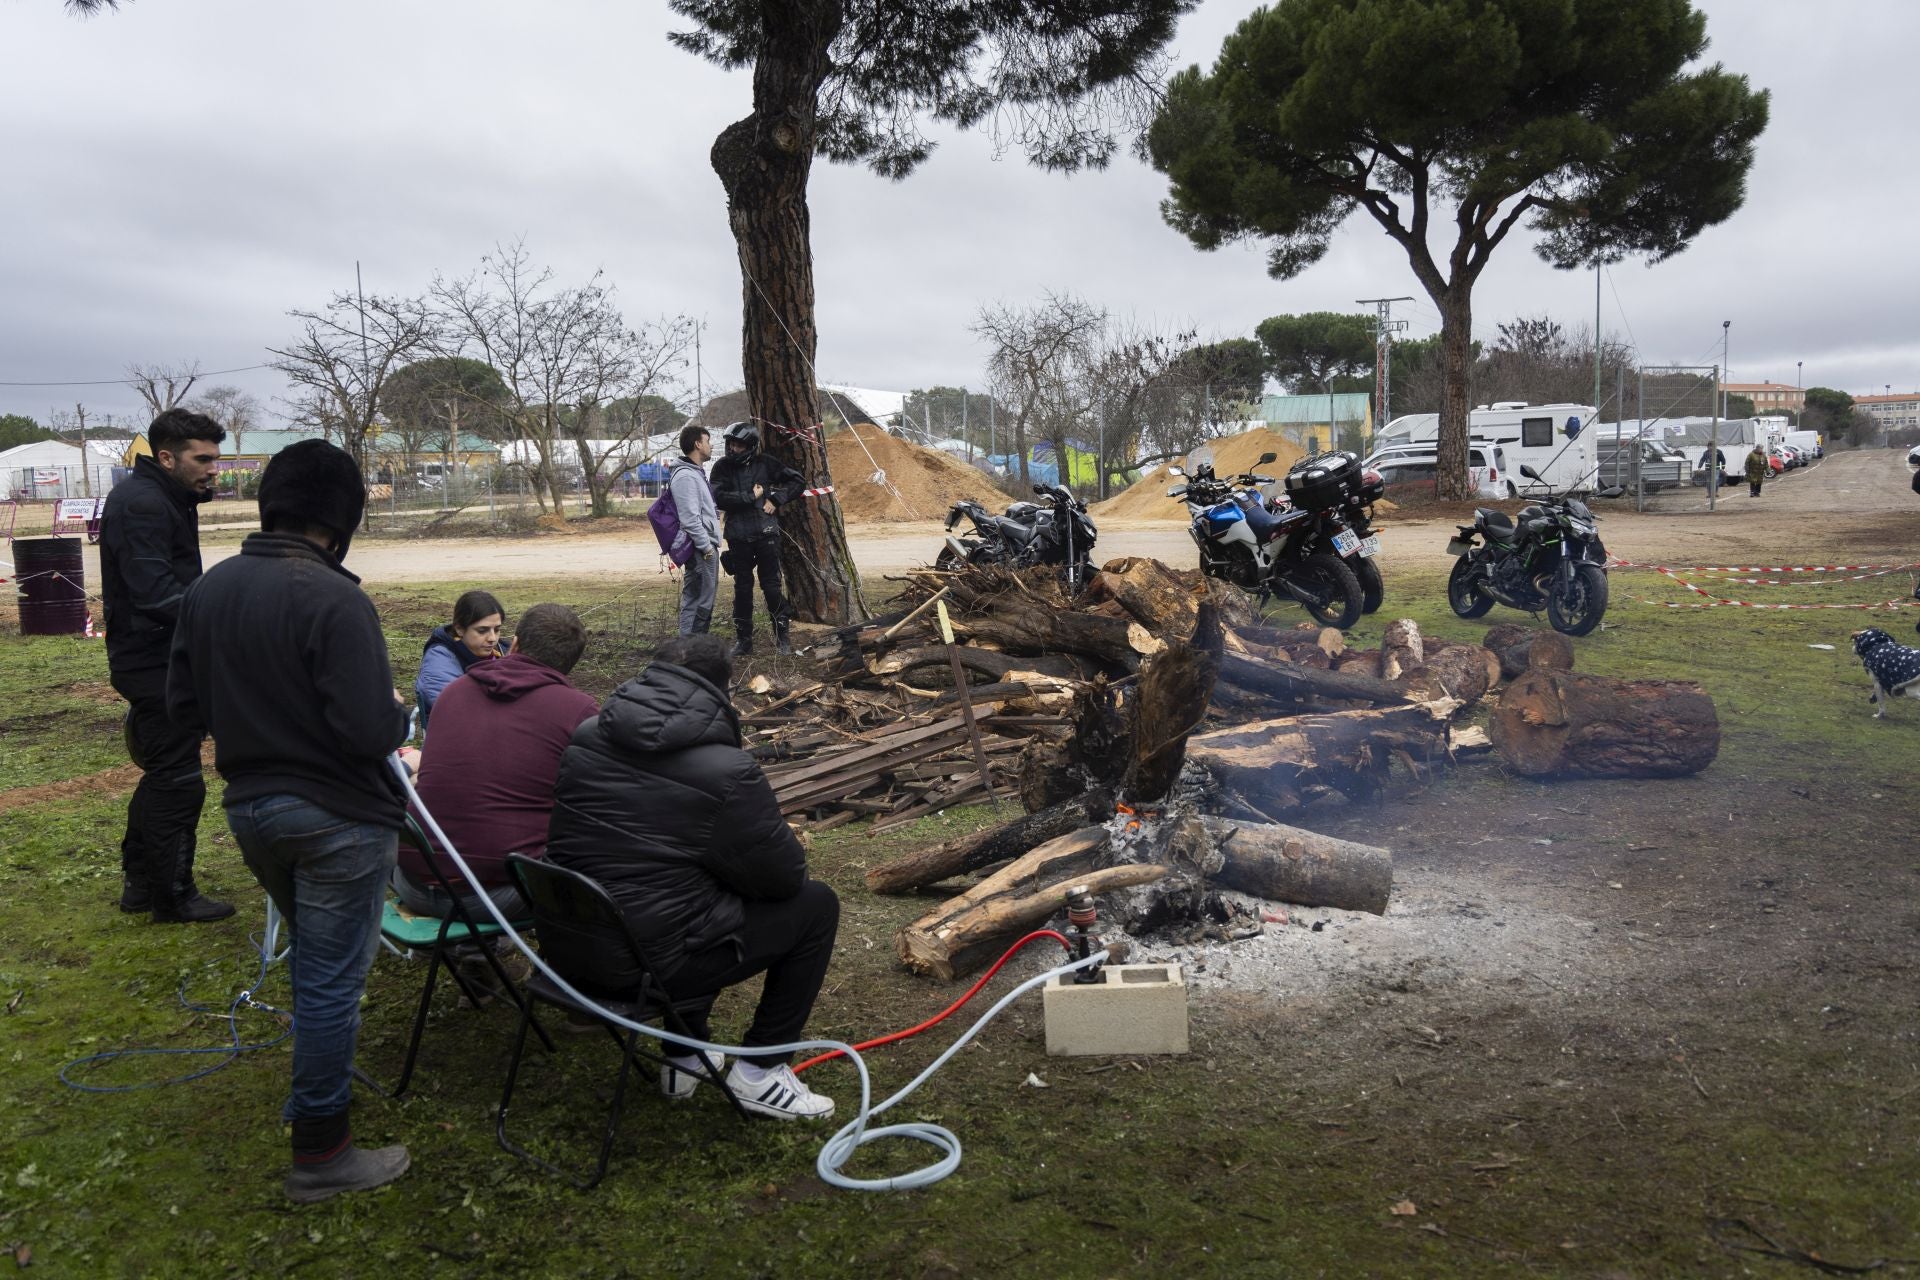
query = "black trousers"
xmin=666 ymin=880 xmax=839 ymax=1067
xmin=109 ymin=665 xmax=206 ymax=891
xmin=727 ymin=532 xmax=787 ymax=635
xmin=1749 ymin=481 xmax=1763 ymax=496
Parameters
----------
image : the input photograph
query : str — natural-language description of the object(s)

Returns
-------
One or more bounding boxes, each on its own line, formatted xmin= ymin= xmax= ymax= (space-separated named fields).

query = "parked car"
xmin=1597 ymin=438 xmax=1689 ymax=492
xmin=1361 ymin=444 xmax=1510 ymax=499
xmin=1905 ymin=444 xmax=1920 ymax=468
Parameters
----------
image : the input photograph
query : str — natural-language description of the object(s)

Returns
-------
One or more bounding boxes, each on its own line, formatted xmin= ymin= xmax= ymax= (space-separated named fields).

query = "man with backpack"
xmin=666 ymin=425 xmax=721 ymax=636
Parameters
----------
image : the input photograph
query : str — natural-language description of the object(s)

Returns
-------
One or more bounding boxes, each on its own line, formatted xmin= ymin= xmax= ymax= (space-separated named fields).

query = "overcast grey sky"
xmin=2 ymin=0 xmax=1914 ymax=428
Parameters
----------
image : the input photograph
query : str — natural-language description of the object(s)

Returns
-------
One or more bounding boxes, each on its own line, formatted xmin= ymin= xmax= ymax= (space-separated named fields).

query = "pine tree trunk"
xmin=1436 ymin=288 xmax=1474 ymax=501
xmin=709 ymin=5 xmax=867 ymax=626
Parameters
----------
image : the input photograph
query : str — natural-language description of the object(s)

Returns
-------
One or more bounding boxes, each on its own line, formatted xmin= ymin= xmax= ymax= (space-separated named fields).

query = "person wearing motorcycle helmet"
xmin=708 ymin=420 xmax=805 ymax=657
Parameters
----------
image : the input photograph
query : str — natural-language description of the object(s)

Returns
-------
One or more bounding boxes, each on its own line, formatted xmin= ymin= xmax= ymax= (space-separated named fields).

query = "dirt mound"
xmin=1093 ymin=427 xmax=1309 ymax=523
xmin=826 ymin=423 xmax=1002 ymax=524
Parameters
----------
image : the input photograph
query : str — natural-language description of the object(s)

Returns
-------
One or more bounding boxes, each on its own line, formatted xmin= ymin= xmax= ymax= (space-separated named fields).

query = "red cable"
xmin=792 ymin=929 xmax=1074 ymax=1074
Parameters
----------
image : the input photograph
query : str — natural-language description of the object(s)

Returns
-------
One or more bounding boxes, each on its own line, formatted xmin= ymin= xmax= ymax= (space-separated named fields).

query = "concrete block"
xmin=1042 ymin=963 xmax=1189 ymax=1057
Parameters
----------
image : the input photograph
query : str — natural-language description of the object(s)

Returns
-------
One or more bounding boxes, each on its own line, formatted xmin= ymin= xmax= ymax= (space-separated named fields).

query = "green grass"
xmin=1 ymin=570 xmax=1915 ymax=1276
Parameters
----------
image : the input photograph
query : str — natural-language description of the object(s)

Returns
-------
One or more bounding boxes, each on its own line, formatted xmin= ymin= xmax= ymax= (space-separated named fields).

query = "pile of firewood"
xmin=749 ymin=556 xmax=1718 ymax=982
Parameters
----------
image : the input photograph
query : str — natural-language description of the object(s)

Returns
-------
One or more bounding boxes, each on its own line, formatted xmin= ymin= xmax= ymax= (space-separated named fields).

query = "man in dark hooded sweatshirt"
xmin=168 ymin=440 xmax=411 ymax=1204
xmin=546 ymin=633 xmax=840 ymax=1119
xmin=400 ymin=602 xmax=598 ymax=921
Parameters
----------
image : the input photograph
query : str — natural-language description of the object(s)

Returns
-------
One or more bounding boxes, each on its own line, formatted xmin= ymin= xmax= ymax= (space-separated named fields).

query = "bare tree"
xmin=972 ymin=293 xmax=1105 ymax=487
xmin=267 ymin=292 xmax=432 ymax=472
xmin=1085 ymin=322 xmax=1191 ymax=497
xmin=189 ymin=385 xmax=263 ymax=459
xmin=127 ymin=361 xmax=203 ymax=420
xmin=432 ymin=241 xmax=670 ymax=517
xmin=565 ymin=318 xmax=697 ymax=517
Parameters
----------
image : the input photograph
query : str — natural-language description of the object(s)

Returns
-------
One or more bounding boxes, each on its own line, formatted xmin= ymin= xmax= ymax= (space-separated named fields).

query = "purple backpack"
xmin=647 ymin=478 xmax=694 ymax=566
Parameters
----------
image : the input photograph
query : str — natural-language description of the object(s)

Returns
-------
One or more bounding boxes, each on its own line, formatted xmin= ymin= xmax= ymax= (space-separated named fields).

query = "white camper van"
xmin=1372 ymin=402 xmax=1597 ymax=496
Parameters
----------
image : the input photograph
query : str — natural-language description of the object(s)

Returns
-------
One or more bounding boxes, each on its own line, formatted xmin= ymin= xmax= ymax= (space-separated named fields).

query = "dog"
xmin=1852 ymin=628 xmax=1920 ymax=718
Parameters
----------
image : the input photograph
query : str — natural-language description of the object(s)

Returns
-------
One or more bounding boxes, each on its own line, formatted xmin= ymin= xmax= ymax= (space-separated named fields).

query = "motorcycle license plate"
xmin=1332 ymin=529 xmax=1359 ymax=556
xmin=1356 ymin=535 xmax=1381 ymax=558
xmin=1446 ymin=538 xmax=1472 ymax=556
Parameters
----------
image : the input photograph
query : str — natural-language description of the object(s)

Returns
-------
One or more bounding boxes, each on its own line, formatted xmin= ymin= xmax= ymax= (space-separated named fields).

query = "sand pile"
xmin=1093 ymin=427 xmax=1309 ymax=523
xmin=825 ymin=423 xmax=1003 ymax=524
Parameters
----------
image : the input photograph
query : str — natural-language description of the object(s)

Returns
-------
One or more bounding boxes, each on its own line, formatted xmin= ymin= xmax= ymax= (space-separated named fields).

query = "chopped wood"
xmin=1216 ymin=652 xmax=1409 ymax=707
xmin=1483 ymin=624 xmax=1575 ymax=680
xmin=1381 ymin=618 xmax=1424 ymax=682
xmin=865 ymin=788 xmax=1117 ymax=894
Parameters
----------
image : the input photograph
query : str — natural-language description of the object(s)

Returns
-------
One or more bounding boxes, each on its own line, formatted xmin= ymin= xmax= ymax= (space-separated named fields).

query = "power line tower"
xmin=1357 ymin=296 xmax=1412 ymax=439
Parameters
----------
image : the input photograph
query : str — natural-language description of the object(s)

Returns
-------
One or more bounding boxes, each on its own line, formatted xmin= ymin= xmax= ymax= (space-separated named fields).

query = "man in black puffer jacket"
xmin=546 ymin=633 xmax=840 ymax=1120
xmin=707 ymin=421 xmax=805 ymax=657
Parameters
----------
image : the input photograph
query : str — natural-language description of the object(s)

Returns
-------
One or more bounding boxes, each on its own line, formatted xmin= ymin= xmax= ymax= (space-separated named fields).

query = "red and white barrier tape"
xmin=1610 ymin=558 xmax=1920 ymax=575
xmin=1622 ymin=566 xmax=1918 ymax=611
xmin=800 ymin=484 xmax=836 ymax=499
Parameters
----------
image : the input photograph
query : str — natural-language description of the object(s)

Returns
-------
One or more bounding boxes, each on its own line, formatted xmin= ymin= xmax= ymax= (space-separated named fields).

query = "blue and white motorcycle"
xmin=1167 ymin=452 xmax=1363 ymax=630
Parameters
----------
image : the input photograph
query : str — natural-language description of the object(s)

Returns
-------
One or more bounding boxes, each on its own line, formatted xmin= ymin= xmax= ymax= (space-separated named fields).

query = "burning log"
xmin=894 ymin=827 xmax=1170 ymax=979
xmin=1203 ymin=816 xmax=1393 ymax=915
xmin=1186 ymin=703 xmax=1454 ymax=813
xmin=1483 ymin=624 xmax=1575 ymax=680
xmin=864 ymin=788 xmax=1116 ymax=895
xmin=1491 ymin=670 xmax=1720 ymax=778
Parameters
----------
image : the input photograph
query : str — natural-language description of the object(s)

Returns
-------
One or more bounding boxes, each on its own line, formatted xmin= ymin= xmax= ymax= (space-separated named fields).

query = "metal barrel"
xmin=13 ymin=537 xmax=88 ymax=636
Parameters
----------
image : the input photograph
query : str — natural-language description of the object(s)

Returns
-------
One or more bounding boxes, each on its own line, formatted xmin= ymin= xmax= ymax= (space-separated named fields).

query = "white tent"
xmin=1 ymin=439 xmax=121 ymax=500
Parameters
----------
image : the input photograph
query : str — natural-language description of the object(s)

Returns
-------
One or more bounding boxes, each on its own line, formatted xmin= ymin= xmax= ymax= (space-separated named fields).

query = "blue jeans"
xmin=226 ymin=795 xmax=397 ymax=1123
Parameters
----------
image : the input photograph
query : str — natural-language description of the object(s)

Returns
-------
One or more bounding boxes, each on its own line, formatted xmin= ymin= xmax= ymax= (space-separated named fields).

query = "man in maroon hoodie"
xmin=399 ymin=603 xmax=598 ymax=920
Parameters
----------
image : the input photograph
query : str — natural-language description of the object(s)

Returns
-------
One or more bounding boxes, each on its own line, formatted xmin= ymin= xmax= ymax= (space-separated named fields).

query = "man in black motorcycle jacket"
xmin=708 ymin=421 xmax=805 ymax=656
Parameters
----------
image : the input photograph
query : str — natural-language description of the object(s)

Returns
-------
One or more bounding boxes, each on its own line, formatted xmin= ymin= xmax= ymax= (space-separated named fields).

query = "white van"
xmin=1375 ymin=402 xmax=1597 ymax=496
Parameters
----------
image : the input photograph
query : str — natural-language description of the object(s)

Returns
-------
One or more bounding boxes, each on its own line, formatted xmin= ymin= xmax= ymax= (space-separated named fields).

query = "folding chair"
xmin=495 ymin=854 xmax=747 ymax=1190
xmin=374 ymin=817 xmax=552 ymax=1098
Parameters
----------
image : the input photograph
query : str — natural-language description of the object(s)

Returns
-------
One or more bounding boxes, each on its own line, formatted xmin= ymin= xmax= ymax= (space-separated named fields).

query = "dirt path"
xmin=13 ymin=451 xmax=1914 ymax=601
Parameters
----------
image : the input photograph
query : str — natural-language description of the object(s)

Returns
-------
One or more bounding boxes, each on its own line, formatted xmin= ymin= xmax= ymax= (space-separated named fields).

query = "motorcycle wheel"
xmin=1354 ymin=556 xmax=1384 ymax=614
xmin=1547 ymin=564 xmax=1609 ymax=637
xmin=1447 ymin=555 xmax=1495 ymax=619
xmin=1292 ymin=552 xmax=1363 ymax=630
xmin=935 ymin=546 xmax=963 ymax=572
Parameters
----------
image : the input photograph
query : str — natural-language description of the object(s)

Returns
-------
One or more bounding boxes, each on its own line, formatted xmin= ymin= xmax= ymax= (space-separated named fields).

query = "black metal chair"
xmin=374 ymin=818 xmax=552 ymax=1098
xmin=495 ymin=854 xmax=746 ymax=1190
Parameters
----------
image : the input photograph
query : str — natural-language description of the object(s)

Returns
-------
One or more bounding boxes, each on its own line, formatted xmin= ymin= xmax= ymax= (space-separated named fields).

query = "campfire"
xmin=736 ymin=557 xmax=1717 ymax=982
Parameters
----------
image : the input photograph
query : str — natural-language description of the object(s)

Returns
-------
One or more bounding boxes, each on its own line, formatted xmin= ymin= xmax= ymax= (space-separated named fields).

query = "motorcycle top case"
xmin=1285 ymin=451 xmax=1359 ymax=512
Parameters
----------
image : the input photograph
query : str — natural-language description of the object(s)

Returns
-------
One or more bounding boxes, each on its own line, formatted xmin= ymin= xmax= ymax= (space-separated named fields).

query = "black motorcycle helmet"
xmin=722 ymin=421 xmax=760 ymax=455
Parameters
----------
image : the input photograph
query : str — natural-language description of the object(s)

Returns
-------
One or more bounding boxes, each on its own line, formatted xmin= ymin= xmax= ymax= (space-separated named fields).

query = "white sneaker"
xmin=725 ymin=1061 xmax=835 ymax=1120
xmin=660 ymin=1051 xmax=726 ymax=1100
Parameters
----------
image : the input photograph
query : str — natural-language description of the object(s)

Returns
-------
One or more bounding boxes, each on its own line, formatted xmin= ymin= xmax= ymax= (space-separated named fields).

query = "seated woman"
xmin=414 ymin=590 xmax=506 ymax=736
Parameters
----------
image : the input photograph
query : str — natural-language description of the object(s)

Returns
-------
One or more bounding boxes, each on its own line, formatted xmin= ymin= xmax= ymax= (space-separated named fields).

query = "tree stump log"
xmin=1483 ymin=624 xmax=1575 ymax=679
xmin=1396 ymin=645 xmax=1495 ymax=711
xmin=1186 ymin=703 xmax=1453 ymax=812
xmin=1202 ymin=816 xmax=1393 ymax=915
xmin=1121 ymin=607 xmax=1221 ymax=804
xmin=864 ymin=788 xmax=1115 ymax=894
xmin=1491 ymin=670 xmax=1719 ymax=778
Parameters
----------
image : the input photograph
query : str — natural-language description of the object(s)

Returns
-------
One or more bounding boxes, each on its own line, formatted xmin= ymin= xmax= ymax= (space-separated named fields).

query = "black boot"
xmin=773 ymin=621 xmax=793 ymax=657
xmin=150 ymin=835 xmax=235 ymax=925
xmin=119 ymin=877 xmax=151 ymax=913
xmin=286 ymin=1113 xmax=409 ymax=1204
xmin=731 ymin=631 xmax=753 ymax=658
